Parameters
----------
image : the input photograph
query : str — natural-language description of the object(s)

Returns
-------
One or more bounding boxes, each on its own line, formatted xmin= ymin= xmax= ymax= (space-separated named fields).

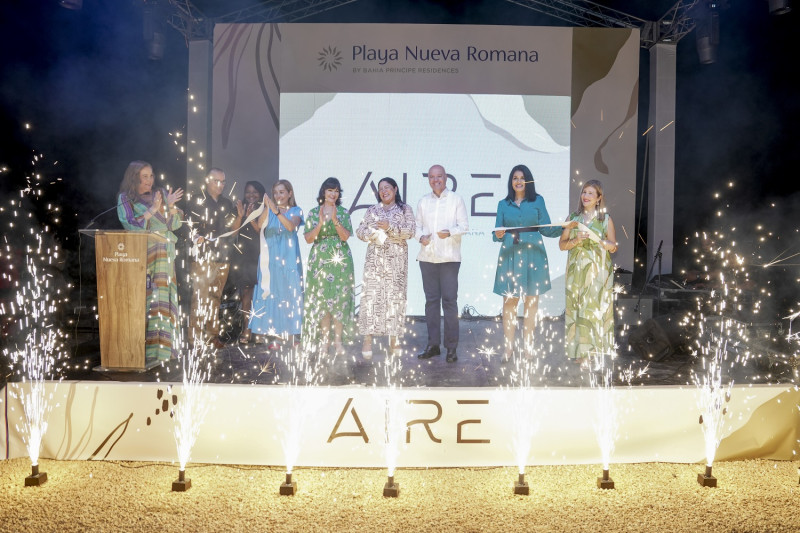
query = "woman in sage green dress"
xmin=559 ymin=179 xmax=618 ymax=363
xmin=303 ymin=177 xmax=356 ymax=356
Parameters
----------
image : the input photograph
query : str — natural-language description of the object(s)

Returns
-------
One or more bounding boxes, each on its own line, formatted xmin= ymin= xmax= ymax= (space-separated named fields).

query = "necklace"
xmin=582 ymin=210 xmax=596 ymax=224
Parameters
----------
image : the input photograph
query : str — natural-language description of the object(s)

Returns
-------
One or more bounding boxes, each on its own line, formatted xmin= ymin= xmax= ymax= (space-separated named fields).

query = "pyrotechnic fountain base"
xmin=697 ymin=465 xmax=717 ymax=487
xmin=513 ymin=473 xmax=529 ymax=495
xmin=172 ymin=469 xmax=191 ymax=491
xmin=24 ymin=464 xmax=47 ymax=487
xmin=383 ymin=475 xmax=399 ymax=497
xmin=280 ymin=473 xmax=297 ymax=495
xmin=597 ymin=469 xmax=614 ymax=489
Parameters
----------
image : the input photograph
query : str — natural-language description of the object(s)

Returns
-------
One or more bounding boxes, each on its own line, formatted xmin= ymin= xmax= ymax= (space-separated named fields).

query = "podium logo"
xmin=318 ymin=45 xmax=342 ymax=71
xmin=117 ymin=242 xmax=125 ymax=252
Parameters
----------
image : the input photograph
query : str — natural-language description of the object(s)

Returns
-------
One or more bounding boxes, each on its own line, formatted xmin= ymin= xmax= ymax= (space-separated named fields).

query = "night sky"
xmin=1 ymin=0 xmax=798 ymax=312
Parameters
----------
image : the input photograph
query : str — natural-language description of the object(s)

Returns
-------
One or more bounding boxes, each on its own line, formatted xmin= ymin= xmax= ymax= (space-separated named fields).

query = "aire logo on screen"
xmin=317 ymin=45 xmax=343 ymax=71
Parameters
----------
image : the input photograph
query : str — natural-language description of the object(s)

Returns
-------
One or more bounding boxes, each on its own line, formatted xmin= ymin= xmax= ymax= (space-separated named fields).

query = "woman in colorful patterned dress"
xmin=303 ymin=177 xmax=356 ymax=356
xmin=117 ymin=160 xmax=183 ymax=362
xmin=559 ymin=179 xmax=617 ymax=364
xmin=248 ymin=179 xmax=304 ymax=348
xmin=492 ymin=164 xmax=565 ymax=362
xmin=355 ymin=177 xmax=416 ymax=359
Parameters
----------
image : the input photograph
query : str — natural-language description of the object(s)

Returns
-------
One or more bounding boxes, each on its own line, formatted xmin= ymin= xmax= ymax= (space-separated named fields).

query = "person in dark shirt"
xmin=189 ymin=168 xmax=242 ymax=348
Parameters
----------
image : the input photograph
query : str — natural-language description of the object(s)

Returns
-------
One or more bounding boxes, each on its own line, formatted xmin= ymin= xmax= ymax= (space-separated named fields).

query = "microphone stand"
xmin=81 ymin=203 xmax=123 ymax=231
xmin=635 ymin=239 xmax=663 ymax=317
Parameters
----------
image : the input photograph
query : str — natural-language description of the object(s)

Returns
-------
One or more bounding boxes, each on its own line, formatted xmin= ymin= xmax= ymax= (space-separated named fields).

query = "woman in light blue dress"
xmin=248 ymin=179 xmax=304 ymax=348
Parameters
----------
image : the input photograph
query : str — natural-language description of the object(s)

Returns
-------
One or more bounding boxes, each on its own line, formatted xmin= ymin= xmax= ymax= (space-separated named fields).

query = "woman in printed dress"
xmin=117 ymin=160 xmax=183 ymax=362
xmin=355 ymin=177 xmax=416 ymax=359
xmin=559 ymin=179 xmax=617 ymax=364
xmin=302 ymin=177 xmax=356 ymax=356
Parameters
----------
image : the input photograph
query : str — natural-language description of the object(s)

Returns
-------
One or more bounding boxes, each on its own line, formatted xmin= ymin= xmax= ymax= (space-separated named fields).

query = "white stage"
xmin=3 ymin=382 xmax=798 ymax=467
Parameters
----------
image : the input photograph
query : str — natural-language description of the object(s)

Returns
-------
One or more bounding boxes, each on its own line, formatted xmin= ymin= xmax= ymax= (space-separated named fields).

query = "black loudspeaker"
xmin=627 ymin=314 xmax=690 ymax=361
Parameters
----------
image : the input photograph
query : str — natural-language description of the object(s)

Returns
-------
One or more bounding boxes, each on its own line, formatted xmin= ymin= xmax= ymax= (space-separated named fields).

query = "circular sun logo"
xmin=117 ymin=242 xmax=125 ymax=252
xmin=318 ymin=46 xmax=342 ymax=71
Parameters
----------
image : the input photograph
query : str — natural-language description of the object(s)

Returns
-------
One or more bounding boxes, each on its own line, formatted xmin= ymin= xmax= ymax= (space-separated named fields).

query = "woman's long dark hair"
xmin=375 ymin=177 xmax=405 ymax=207
xmin=504 ymin=164 xmax=539 ymax=203
xmin=245 ymin=180 xmax=266 ymax=205
xmin=317 ymin=177 xmax=343 ymax=206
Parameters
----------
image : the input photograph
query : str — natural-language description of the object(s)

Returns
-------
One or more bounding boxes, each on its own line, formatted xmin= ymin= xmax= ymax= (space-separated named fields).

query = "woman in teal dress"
xmin=117 ymin=160 xmax=184 ymax=362
xmin=303 ymin=177 xmax=356 ymax=356
xmin=559 ymin=179 xmax=618 ymax=363
xmin=493 ymin=164 xmax=564 ymax=361
xmin=248 ymin=179 xmax=304 ymax=348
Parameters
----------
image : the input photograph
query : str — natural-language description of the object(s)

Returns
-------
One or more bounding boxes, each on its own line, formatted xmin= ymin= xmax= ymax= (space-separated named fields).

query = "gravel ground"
xmin=1 ymin=458 xmax=799 ymax=532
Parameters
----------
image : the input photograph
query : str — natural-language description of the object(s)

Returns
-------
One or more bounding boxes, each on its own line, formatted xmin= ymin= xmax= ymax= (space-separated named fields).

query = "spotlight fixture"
xmin=383 ymin=474 xmax=399 ymax=498
xmin=142 ymin=0 xmax=166 ymax=61
xmin=695 ymin=5 xmax=720 ymax=65
xmin=280 ymin=472 xmax=297 ymax=496
xmin=697 ymin=464 xmax=717 ymax=487
xmin=768 ymin=0 xmax=792 ymax=15
xmin=25 ymin=463 xmax=47 ymax=487
xmin=514 ymin=472 xmax=530 ymax=495
xmin=597 ymin=468 xmax=615 ymax=489
xmin=172 ymin=468 xmax=191 ymax=492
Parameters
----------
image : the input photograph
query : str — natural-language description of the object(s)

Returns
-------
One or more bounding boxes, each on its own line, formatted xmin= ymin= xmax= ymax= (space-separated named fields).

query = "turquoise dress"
xmin=248 ymin=206 xmax=305 ymax=337
xmin=492 ymin=196 xmax=561 ymax=297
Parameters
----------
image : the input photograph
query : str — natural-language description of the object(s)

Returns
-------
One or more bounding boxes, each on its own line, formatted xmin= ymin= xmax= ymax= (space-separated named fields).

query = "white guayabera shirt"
xmin=415 ymin=188 xmax=469 ymax=263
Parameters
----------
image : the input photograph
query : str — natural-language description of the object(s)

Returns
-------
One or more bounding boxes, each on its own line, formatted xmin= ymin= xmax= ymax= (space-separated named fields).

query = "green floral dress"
xmin=564 ymin=213 xmax=614 ymax=360
xmin=302 ymin=205 xmax=356 ymax=345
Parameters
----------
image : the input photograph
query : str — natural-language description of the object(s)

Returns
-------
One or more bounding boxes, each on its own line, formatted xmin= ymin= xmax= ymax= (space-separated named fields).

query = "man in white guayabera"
xmin=415 ymin=164 xmax=469 ymax=363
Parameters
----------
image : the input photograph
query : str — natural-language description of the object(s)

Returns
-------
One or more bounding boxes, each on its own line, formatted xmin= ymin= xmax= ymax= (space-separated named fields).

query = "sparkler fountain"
xmin=171 ymin=342 xmax=212 ymax=491
xmin=4 ymin=241 xmax=66 ymax=486
xmin=587 ymin=351 xmax=619 ymax=489
xmin=276 ymin=332 xmax=323 ymax=496
xmin=692 ymin=335 xmax=733 ymax=488
xmin=502 ymin=347 xmax=550 ymax=495
xmin=380 ymin=344 xmax=408 ymax=497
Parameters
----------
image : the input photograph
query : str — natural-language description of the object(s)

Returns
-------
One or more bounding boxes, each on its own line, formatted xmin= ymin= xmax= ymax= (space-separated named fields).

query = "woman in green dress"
xmin=559 ymin=179 xmax=618 ymax=364
xmin=303 ymin=177 xmax=356 ymax=357
xmin=117 ymin=160 xmax=184 ymax=362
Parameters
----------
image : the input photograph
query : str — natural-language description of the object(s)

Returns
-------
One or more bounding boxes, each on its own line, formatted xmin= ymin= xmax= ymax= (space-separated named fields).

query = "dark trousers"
xmin=419 ymin=261 xmax=460 ymax=350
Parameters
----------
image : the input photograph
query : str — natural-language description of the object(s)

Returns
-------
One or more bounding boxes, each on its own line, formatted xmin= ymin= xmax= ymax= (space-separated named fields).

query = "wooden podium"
xmin=81 ymin=229 xmax=166 ymax=371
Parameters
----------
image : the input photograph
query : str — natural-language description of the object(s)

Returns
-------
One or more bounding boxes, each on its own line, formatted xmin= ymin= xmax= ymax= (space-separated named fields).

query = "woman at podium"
xmin=117 ymin=160 xmax=184 ymax=362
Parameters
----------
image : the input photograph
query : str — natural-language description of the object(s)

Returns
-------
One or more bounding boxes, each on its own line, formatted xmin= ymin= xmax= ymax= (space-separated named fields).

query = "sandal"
xmin=334 ymin=342 xmax=346 ymax=356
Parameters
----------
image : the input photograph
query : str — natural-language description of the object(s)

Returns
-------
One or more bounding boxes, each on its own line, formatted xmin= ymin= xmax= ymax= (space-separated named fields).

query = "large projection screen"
xmin=210 ymin=23 xmax=639 ymax=317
